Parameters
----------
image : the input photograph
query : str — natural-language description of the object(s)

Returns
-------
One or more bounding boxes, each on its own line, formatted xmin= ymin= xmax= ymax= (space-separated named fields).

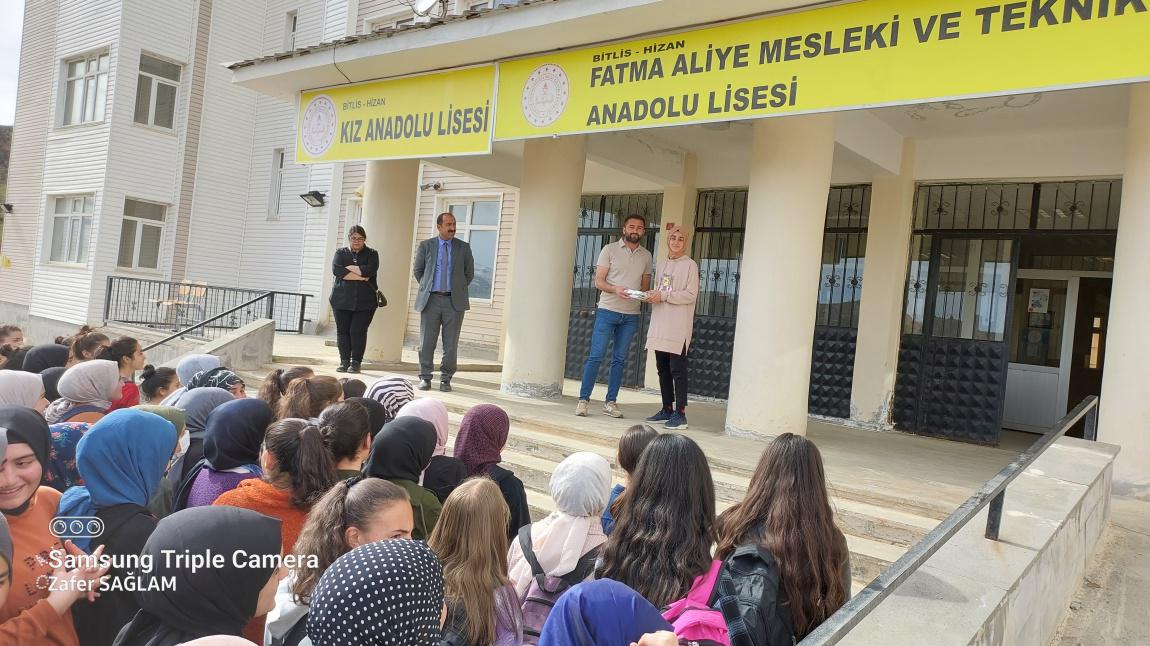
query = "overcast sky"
xmin=1 ymin=0 xmax=26 ymax=125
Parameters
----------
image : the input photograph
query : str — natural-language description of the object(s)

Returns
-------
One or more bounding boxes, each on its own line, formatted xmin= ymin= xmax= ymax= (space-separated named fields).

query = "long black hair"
xmin=596 ymin=433 xmax=716 ymax=607
xmin=139 ymin=365 xmax=178 ymax=400
xmin=317 ymin=400 xmax=371 ymax=464
xmin=96 ymin=337 xmax=140 ymax=370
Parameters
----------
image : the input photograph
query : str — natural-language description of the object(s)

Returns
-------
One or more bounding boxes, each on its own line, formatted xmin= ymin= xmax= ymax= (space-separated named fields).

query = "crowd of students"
xmin=0 ymin=326 xmax=851 ymax=646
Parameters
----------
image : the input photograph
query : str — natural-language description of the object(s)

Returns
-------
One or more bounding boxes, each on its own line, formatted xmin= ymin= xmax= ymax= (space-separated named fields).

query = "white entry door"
xmin=1003 ymin=275 xmax=1076 ymax=433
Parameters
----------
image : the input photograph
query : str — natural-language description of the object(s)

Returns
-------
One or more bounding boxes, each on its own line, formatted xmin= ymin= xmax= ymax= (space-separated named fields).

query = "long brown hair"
xmin=596 ymin=433 xmax=715 ymax=608
xmin=277 ymin=375 xmax=341 ymax=420
xmin=715 ymin=433 xmax=848 ymax=637
xmin=259 ymin=366 xmax=314 ymax=410
xmin=428 ymin=477 xmax=510 ymax=645
xmin=262 ymin=419 xmax=338 ymax=508
xmin=292 ymin=477 xmax=409 ymax=604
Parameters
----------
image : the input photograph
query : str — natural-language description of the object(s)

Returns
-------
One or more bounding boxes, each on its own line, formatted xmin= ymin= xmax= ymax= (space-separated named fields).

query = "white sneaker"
xmin=575 ymin=400 xmax=589 ymax=417
xmin=603 ymin=401 xmax=624 ymax=418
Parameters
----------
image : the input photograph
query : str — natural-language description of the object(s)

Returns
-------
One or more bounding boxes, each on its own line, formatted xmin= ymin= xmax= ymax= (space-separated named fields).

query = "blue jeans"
xmin=579 ymin=308 xmax=640 ymax=403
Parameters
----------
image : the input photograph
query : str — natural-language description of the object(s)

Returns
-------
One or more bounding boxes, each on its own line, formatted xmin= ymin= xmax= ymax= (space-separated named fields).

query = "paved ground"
xmin=1051 ymin=495 xmax=1150 ymax=645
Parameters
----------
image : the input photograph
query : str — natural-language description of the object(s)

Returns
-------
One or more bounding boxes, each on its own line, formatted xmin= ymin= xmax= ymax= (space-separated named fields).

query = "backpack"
xmin=518 ymin=525 xmax=601 ymax=645
xmin=711 ymin=545 xmax=797 ymax=646
xmin=55 ymin=404 xmax=105 ymax=423
xmin=662 ymin=560 xmax=732 ymax=646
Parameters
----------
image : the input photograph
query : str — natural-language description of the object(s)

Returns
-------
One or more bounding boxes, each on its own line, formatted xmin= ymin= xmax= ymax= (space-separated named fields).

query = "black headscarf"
xmin=307 ymin=539 xmax=444 ymax=646
xmin=40 ymin=367 xmax=66 ymax=401
xmin=363 ymin=417 xmax=436 ymax=483
xmin=21 ymin=344 xmax=69 ymax=374
xmin=347 ymin=397 xmax=387 ymax=439
xmin=186 ymin=367 xmax=243 ymax=391
xmin=112 ymin=506 xmax=282 ymax=646
xmin=0 ymin=406 xmax=51 ymax=514
xmin=202 ymin=398 xmax=272 ymax=471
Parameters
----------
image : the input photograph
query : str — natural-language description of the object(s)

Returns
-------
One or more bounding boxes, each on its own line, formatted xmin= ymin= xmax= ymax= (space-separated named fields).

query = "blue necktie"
xmin=438 ymin=241 xmax=448 ymax=292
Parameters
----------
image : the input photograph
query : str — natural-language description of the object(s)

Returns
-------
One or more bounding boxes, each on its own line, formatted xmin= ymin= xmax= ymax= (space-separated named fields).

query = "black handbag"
xmin=376 ymin=289 xmax=387 ymax=307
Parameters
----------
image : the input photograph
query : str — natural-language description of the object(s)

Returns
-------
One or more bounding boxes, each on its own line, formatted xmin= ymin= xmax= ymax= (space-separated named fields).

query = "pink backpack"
xmin=662 ymin=560 xmax=732 ymax=645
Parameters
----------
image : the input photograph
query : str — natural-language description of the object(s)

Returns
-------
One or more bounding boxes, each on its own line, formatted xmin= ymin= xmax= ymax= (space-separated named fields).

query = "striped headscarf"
xmin=365 ymin=376 xmax=415 ymax=421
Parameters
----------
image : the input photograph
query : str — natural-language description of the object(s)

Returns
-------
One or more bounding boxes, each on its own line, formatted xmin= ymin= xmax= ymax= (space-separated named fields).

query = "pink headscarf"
xmin=454 ymin=404 xmax=510 ymax=477
xmin=395 ymin=398 xmax=450 ymax=457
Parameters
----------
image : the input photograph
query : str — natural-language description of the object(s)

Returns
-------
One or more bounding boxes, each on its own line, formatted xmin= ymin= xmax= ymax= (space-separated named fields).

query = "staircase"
xmin=437 ymin=403 xmax=942 ymax=596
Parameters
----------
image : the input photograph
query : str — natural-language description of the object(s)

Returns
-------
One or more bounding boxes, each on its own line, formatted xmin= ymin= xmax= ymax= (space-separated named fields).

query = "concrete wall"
xmin=186 ymin=318 xmax=275 ymax=371
xmin=840 ymin=437 xmax=1119 ymax=646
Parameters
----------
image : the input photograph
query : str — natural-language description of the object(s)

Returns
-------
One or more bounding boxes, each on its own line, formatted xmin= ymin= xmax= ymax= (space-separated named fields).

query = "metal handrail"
xmin=802 ymin=395 xmax=1100 ymax=645
xmin=104 ymin=274 xmax=309 ymax=298
xmin=141 ymin=292 xmax=274 ymax=352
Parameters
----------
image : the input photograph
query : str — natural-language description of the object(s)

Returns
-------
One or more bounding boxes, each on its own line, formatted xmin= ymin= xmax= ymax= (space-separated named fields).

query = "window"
xmin=346 ymin=197 xmax=363 ymax=227
xmin=62 ymin=52 xmax=109 ymax=126
xmin=48 ymin=195 xmax=94 ymax=264
xmin=285 ymin=11 xmax=298 ymax=50
xmin=133 ymin=54 xmax=182 ymax=129
xmin=117 ymin=199 xmax=166 ymax=270
xmin=366 ymin=11 xmax=415 ymax=32
xmin=815 ymin=185 xmax=871 ymax=329
xmin=446 ymin=198 xmax=501 ymax=300
xmin=268 ymin=149 xmax=285 ymax=219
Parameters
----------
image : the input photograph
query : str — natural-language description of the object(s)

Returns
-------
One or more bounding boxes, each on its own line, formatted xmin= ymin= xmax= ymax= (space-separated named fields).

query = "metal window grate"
xmin=692 ymin=189 xmax=747 ymax=319
xmin=816 ymin=185 xmax=871 ymax=329
xmin=914 ymin=180 xmax=1122 ymax=232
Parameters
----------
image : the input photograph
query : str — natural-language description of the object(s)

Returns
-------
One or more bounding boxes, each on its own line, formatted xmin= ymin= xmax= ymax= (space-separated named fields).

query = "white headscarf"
xmin=518 ymin=452 xmax=612 ymax=582
xmin=43 ymin=359 xmax=121 ymax=423
xmin=160 ymin=353 xmax=220 ymax=407
xmin=0 ymin=371 xmax=45 ymax=408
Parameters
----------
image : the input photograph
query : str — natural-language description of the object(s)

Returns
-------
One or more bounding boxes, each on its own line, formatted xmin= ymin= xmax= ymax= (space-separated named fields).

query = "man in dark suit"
xmin=413 ymin=212 xmax=474 ymax=391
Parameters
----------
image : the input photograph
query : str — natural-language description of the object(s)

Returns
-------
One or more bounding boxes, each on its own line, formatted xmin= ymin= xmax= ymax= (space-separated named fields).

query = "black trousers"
xmin=334 ymin=308 xmax=376 ymax=363
xmin=655 ymin=344 xmax=689 ymax=412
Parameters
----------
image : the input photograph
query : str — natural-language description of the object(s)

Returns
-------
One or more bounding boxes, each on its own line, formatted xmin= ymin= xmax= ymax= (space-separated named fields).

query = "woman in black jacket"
xmin=330 ymin=225 xmax=380 ymax=373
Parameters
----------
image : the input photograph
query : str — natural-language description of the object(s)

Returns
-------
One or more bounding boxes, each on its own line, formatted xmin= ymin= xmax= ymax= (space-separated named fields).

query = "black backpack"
xmin=711 ymin=545 xmax=797 ymax=646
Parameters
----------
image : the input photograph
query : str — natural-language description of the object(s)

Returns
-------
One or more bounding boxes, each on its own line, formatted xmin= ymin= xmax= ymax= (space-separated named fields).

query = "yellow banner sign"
xmin=495 ymin=0 xmax=1149 ymax=139
xmin=297 ymin=66 xmax=495 ymax=163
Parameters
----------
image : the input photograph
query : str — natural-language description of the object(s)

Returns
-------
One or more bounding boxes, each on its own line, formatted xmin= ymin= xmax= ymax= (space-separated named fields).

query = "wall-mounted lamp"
xmin=420 ymin=182 xmax=443 ymax=191
xmin=0 ymin=204 xmax=12 ymax=215
xmin=299 ymin=191 xmax=326 ymax=207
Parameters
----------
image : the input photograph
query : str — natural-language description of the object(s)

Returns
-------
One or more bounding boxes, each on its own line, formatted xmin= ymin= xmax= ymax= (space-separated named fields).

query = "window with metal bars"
xmin=914 ymin=180 xmax=1122 ymax=232
xmin=816 ymin=185 xmax=871 ymax=329
xmin=691 ymin=189 xmax=746 ymax=319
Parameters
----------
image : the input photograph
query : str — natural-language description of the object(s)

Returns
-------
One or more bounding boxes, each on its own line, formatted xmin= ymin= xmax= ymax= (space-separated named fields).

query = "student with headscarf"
xmin=508 ymin=452 xmax=612 ymax=601
xmin=20 ymin=343 xmax=69 ymax=374
xmin=454 ymin=404 xmax=530 ymax=539
xmin=346 ymin=396 xmax=387 ymax=439
xmin=112 ymin=506 xmax=286 ymax=646
xmin=306 ymin=539 xmax=445 ymax=646
xmin=362 ymin=416 xmax=441 ymax=540
xmin=43 ymin=359 xmax=121 ymax=424
xmin=41 ymin=366 xmax=66 ymax=402
xmin=159 ymin=353 xmax=220 ymax=406
xmin=365 ymin=376 xmax=414 ymax=423
xmin=58 ymin=409 xmax=177 ymax=646
xmin=396 ymin=397 xmax=467 ymax=502
xmin=537 ymin=579 xmax=673 ymax=646
xmin=317 ymin=400 xmax=373 ymax=479
xmin=0 ymin=371 xmax=49 ymax=411
xmin=134 ymin=405 xmax=187 ymax=462
xmin=185 ymin=367 xmax=247 ymax=399
xmin=0 ymin=406 xmax=108 ymax=646
xmin=431 ymin=478 xmax=524 ymax=646
xmin=180 ymin=398 xmax=273 ymax=509
xmin=167 ymin=387 xmax=236 ymax=489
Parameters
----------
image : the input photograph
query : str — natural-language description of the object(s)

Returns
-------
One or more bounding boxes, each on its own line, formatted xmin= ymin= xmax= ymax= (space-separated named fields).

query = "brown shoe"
xmin=603 ymin=401 xmax=623 ymax=418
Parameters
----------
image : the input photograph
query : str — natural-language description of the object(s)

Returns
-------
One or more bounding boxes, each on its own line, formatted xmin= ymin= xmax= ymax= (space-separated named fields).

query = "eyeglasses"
xmin=349 ymin=236 xmax=366 ymax=242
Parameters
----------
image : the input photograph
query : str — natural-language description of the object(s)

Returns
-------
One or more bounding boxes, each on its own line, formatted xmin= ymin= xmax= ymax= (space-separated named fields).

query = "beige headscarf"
xmin=43 ymin=359 xmax=121 ymax=423
xmin=0 ymin=371 xmax=45 ymax=408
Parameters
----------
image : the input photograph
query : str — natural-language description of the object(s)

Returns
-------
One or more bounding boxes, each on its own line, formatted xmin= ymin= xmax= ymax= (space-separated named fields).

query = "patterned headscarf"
xmin=186 ymin=367 xmax=243 ymax=391
xmin=366 ymin=377 xmax=415 ymax=421
xmin=454 ymin=403 xmax=510 ymax=477
xmin=307 ymin=539 xmax=445 ymax=646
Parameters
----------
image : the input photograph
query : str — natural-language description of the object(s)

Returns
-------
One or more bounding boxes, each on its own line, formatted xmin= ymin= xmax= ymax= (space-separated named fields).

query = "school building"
xmin=4 ymin=0 xmax=1148 ymax=491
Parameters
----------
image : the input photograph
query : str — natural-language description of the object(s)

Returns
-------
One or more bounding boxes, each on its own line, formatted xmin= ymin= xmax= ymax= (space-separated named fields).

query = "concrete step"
xmin=448 ymin=414 xmax=938 ymax=548
xmin=437 ymin=397 xmax=954 ymax=521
